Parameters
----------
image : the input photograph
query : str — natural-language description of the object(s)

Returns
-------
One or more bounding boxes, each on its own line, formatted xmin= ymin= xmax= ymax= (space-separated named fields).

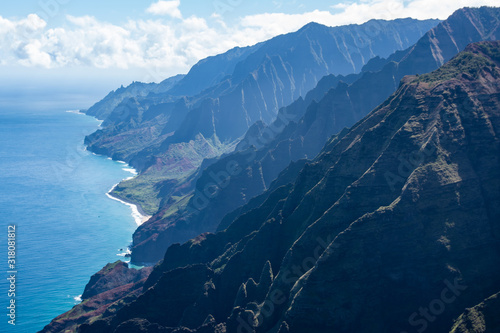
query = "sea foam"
xmin=106 ymin=183 xmax=151 ymax=226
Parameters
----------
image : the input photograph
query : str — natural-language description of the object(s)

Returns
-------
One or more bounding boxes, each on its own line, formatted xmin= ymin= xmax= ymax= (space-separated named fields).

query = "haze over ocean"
xmin=0 ymin=102 xmax=138 ymax=332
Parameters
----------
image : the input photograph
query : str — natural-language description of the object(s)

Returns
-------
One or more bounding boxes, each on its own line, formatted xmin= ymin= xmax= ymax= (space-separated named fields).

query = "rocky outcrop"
xmin=81 ymin=262 xmax=151 ymax=300
xmin=67 ymin=40 xmax=500 ymax=333
xmin=40 ymin=262 xmax=152 ymax=333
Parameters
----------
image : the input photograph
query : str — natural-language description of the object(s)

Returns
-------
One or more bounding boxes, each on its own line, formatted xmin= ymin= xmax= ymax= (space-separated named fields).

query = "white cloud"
xmin=146 ymin=0 xmax=182 ymax=19
xmin=327 ymin=0 xmax=500 ymax=22
xmin=241 ymin=0 xmax=500 ymax=35
xmin=0 ymin=0 xmax=497 ymax=82
xmin=20 ymin=40 xmax=52 ymax=67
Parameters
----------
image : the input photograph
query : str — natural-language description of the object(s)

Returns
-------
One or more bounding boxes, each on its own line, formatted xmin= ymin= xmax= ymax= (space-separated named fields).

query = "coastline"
xmin=0 ymin=107 xmax=152 ymax=331
xmin=106 ymin=181 xmax=152 ymax=226
xmin=78 ymin=109 xmax=151 ymax=226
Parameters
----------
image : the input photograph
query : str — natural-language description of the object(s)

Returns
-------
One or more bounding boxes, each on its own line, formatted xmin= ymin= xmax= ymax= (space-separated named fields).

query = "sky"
xmin=0 ymin=0 xmax=499 ymax=108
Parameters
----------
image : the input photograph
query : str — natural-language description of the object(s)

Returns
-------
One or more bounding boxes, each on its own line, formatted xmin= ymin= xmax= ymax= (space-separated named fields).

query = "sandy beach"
xmin=106 ymin=184 xmax=151 ymax=226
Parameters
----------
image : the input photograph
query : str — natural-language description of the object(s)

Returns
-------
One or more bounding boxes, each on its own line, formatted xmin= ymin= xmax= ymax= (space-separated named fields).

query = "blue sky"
xmin=0 ymin=0 xmax=498 ymax=108
xmin=1 ymin=1 xmax=345 ymax=26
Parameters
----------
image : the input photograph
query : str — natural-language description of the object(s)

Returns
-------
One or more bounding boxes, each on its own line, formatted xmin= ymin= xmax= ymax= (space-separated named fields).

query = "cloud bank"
xmin=0 ymin=0 xmax=497 ymax=82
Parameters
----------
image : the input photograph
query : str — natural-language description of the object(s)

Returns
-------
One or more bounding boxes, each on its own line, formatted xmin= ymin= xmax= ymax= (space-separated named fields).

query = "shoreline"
xmin=106 ymin=182 xmax=152 ymax=226
xmin=108 ymin=162 xmax=152 ymax=226
xmin=76 ymin=109 xmax=151 ymax=227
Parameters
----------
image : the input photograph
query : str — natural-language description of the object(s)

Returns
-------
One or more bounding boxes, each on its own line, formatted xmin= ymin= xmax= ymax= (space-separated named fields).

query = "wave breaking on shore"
xmin=106 ymin=162 xmax=150 ymax=226
xmin=106 ymin=183 xmax=151 ymax=226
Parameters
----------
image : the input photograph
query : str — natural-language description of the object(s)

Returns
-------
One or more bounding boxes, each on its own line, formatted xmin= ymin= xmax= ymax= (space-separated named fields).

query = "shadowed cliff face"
xmin=129 ymin=7 xmax=500 ymax=264
xmin=69 ymin=40 xmax=500 ymax=333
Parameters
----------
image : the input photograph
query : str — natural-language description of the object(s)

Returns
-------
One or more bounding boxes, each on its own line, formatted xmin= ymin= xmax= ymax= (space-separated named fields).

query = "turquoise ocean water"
xmin=0 ymin=106 xmax=138 ymax=332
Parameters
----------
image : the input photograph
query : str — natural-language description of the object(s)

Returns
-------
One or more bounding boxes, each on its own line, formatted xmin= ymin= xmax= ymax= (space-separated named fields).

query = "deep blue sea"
xmin=0 ymin=106 xmax=138 ymax=332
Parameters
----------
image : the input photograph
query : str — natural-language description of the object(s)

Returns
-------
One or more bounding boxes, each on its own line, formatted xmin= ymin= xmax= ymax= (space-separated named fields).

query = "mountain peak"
xmin=298 ymin=21 xmax=328 ymax=32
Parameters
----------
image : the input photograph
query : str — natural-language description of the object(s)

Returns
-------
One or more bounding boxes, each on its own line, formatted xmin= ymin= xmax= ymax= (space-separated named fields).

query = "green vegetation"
xmin=450 ymin=308 xmax=486 ymax=333
xmin=102 ymin=261 xmax=123 ymax=273
xmin=159 ymin=194 xmax=193 ymax=219
xmin=111 ymin=175 xmax=170 ymax=215
xmin=418 ymin=42 xmax=499 ymax=84
xmin=111 ymin=172 xmax=196 ymax=217
xmin=418 ymin=53 xmax=493 ymax=83
xmin=477 ymin=41 xmax=500 ymax=62
xmin=111 ymin=134 xmax=235 ymax=216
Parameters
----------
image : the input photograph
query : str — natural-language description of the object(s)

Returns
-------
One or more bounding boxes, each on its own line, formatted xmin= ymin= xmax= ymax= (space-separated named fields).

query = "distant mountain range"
xmin=42 ymin=6 xmax=500 ymax=333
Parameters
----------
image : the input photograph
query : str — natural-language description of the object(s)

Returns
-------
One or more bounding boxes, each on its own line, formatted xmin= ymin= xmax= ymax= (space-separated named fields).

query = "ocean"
xmin=0 ymin=106 xmax=139 ymax=332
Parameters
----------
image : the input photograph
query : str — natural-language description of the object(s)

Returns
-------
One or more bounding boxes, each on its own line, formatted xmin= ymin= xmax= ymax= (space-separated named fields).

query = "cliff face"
xmin=84 ymin=75 xmax=185 ymax=121
xmin=71 ymin=40 xmax=500 ymax=333
xmin=129 ymin=7 xmax=500 ymax=264
xmin=166 ymin=19 xmax=441 ymax=143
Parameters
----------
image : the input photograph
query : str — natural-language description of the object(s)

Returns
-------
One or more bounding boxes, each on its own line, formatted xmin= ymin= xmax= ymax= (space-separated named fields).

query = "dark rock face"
xmin=108 ymin=264 xmax=214 ymax=329
xmin=65 ymin=40 xmax=500 ymax=333
xmin=271 ymin=40 xmax=500 ymax=333
xmin=129 ymin=7 xmax=500 ymax=264
xmin=81 ymin=262 xmax=151 ymax=300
